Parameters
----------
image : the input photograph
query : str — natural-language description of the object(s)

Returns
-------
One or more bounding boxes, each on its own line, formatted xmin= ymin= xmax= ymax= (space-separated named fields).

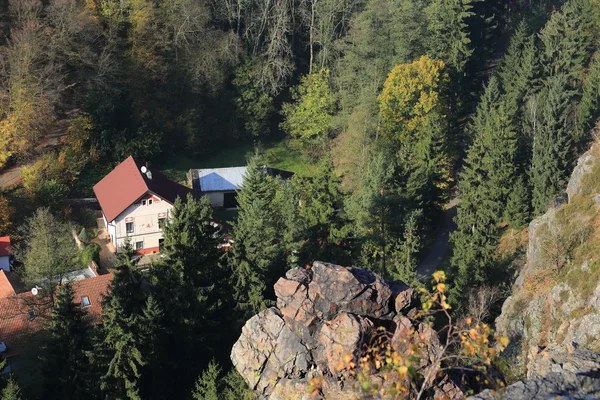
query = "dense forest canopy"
xmin=2 ymin=0 xmax=600 ymax=397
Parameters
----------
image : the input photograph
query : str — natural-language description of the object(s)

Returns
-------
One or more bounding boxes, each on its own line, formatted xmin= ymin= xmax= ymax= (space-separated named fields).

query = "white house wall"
xmin=112 ymin=194 xmax=173 ymax=253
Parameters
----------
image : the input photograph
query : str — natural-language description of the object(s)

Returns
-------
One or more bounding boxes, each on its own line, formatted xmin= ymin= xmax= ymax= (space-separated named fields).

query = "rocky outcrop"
xmin=495 ymin=143 xmax=600 ymax=369
xmin=230 ymin=261 xmax=457 ymax=399
xmin=470 ymin=344 xmax=600 ymax=399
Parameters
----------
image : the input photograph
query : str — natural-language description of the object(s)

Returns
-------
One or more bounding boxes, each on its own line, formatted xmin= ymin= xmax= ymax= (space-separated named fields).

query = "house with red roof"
xmin=93 ymin=156 xmax=194 ymax=255
xmin=0 ymin=236 xmax=12 ymax=272
xmin=0 ymin=273 xmax=112 ymax=376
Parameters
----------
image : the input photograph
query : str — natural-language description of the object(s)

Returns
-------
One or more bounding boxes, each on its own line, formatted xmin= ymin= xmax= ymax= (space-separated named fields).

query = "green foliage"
xmin=1 ymin=378 xmax=22 ymax=400
xmin=576 ymin=54 xmax=600 ymax=145
xmin=192 ymin=361 xmax=221 ymax=400
xmin=388 ymin=209 xmax=422 ymax=286
xmin=504 ymin=175 xmax=531 ymax=229
xmin=233 ymin=58 xmax=274 ymax=138
xmin=530 ymin=74 xmax=573 ymax=215
xmin=37 ymin=180 xmax=69 ymax=210
xmin=228 ymin=153 xmax=284 ymax=319
xmin=99 ymin=260 xmax=148 ymax=400
xmin=42 ymin=283 xmax=90 ymax=399
xmin=424 ymin=0 xmax=475 ymax=72
xmin=450 ymin=77 xmax=519 ymax=302
xmin=78 ymin=227 xmax=90 ymax=244
xmin=281 ymin=69 xmax=336 ymax=158
xmin=18 ymin=208 xmax=80 ymax=292
xmin=82 ymin=242 xmax=101 ymax=266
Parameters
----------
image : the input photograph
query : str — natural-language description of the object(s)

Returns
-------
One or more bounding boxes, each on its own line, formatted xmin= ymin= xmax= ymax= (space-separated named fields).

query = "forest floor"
xmin=0 ymin=111 xmax=74 ymax=190
xmin=416 ymin=198 xmax=459 ymax=281
xmin=159 ymin=138 xmax=318 ymax=185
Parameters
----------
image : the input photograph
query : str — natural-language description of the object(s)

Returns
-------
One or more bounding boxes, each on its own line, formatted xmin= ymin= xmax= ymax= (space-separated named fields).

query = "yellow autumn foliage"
xmin=378 ymin=56 xmax=448 ymax=141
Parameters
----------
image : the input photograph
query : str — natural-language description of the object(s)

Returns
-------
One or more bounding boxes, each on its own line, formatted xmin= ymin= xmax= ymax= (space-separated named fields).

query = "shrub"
xmin=82 ymin=242 xmax=101 ymax=266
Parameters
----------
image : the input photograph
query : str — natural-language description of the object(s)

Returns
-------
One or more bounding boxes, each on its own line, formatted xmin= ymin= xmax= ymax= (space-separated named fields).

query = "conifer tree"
xmin=228 ymin=153 xmax=284 ymax=320
xmin=450 ymin=77 xmax=519 ymax=300
xmin=192 ymin=360 xmax=221 ymax=400
xmin=275 ymin=159 xmax=350 ymax=267
xmin=160 ymin=193 xmax=220 ymax=283
xmin=530 ymin=74 xmax=572 ymax=215
xmin=346 ymin=151 xmax=403 ymax=274
xmin=539 ymin=0 xmax=595 ymax=83
xmin=388 ymin=209 xmax=422 ymax=286
xmin=0 ymin=378 xmax=21 ymax=400
xmin=424 ymin=0 xmax=475 ymax=73
xmin=504 ymin=175 xmax=531 ymax=229
xmin=99 ymin=260 xmax=148 ymax=400
xmin=42 ymin=283 xmax=90 ymax=399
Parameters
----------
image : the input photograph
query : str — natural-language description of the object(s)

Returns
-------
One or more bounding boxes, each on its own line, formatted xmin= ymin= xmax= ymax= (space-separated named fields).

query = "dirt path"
xmin=416 ymin=198 xmax=459 ymax=281
xmin=0 ymin=110 xmax=76 ymax=190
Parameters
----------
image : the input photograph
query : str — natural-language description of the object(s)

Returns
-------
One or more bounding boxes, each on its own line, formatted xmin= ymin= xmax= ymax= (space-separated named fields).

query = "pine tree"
xmin=192 ymin=360 xmax=221 ymax=400
xmin=388 ymin=209 xmax=422 ymax=286
xmin=275 ymin=159 xmax=350 ymax=267
xmin=539 ymin=0 xmax=595 ymax=83
xmin=42 ymin=283 xmax=90 ymax=399
xmin=530 ymin=74 xmax=572 ymax=215
xmin=160 ymin=193 xmax=220 ymax=283
xmin=1 ymin=378 xmax=21 ymax=400
xmin=99 ymin=260 xmax=148 ymax=400
xmin=228 ymin=153 xmax=284 ymax=320
xmin=424 ymin=0 xmax=475 ymax=73
xmin=576 ymin=54 xmax=600 ymax=146
xmin=147 ymin=193 xmax=226 ymax=399
xmin=503 ymin=174 xmax=531 ymax=229
xmin=346 ymin=151 xmax=404 ymax=274
xmin=450 ymin=78 xmax=519 ymax=301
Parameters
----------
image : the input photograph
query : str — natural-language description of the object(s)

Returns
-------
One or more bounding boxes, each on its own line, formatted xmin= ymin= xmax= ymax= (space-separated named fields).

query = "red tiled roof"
xmin=0 ymin=274 xmax=113 ymax=358
xmin=0 ymin=270 xmax=15 ymax=298
xmin=93 ymin=156 xmax=194 ymax=222
xmin=0 ymin=236 xmax=11 ymax=257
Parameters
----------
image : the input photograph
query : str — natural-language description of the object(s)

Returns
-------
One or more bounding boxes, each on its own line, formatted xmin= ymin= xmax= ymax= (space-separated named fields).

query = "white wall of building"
xmin=110 ymin=194 xmax=174 ymax=253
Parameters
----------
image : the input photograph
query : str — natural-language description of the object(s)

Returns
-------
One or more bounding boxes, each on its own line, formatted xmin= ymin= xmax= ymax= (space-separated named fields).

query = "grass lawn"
xmin=159 ymin=138 xmax=318 ymax=185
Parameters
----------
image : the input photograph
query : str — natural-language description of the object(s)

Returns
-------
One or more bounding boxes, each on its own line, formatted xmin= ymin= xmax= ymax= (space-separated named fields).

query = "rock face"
xmin=231 ymin=261 xmax=445 ymax=399
xmin=495 ymin=143 xmax=600 ymax=369
xmin=469 ymin=344 xmax=600 ymax=399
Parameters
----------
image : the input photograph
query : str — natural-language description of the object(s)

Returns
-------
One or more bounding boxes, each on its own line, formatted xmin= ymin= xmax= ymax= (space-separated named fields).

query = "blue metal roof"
xmin=196 ymin=167 xmax=247 ymax=192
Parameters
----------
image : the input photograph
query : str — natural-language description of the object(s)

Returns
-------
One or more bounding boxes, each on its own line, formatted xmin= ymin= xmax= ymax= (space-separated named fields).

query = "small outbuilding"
xmin=188 ymin=166 xmax=293 ymax=208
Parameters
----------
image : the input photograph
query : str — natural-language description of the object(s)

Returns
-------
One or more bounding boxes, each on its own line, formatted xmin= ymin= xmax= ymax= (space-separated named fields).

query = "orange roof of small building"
xmin=0 ymin=270 xmax=15 ymax=298
xmin=93 ymin=156 xmax=194 ymax=222
xmin=0 ymin=273 xmax=113 ymax=358
xmin=0 ymin=236 xmax=11 ymax=257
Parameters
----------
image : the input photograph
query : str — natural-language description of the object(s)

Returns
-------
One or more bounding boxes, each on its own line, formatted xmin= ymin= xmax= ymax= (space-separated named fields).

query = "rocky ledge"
xmin=470 ymin=343 xmax=600 ymax=399
xmin=230 ymin=261 xmax=460 ymax=399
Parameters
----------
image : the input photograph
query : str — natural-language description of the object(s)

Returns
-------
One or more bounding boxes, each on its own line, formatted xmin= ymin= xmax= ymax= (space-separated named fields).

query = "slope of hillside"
xmin=497 ymin=139 xmax=600 ymax=371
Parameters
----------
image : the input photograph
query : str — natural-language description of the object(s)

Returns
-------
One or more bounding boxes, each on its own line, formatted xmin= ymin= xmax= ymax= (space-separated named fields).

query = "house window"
xmin=142 ymin=200 xmax=147 ymax=206
xmin=148 ymin=199 xmax=153 ymax=205
xmin=135 ymin=241 xmax=144 ymax=251
xmin=126 ymin=222 xmax=134 ymax=233
xmin=158 ymin=218 xmax=166 ymax=229
xmin=81 ymin=296 xmax=91 ymax=307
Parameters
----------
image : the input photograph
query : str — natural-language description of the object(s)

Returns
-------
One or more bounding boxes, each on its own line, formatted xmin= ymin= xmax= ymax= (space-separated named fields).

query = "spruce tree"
xmin=99 ymin=260 xmax=148 ymax=400
xmin=539 ymin=0 xmax=595 ymax=83
xmin=530 ymin=74 xmax=572 ymax=215
xmin=346 ymin=151 xmax=403 ymax=274
xmin=503 ymin=174 xmax=531 ymax=229
xmin=228 ymin=153 xmax=284 ymax=320
xmin=388 ymin=209 xmax=422 ymax=286
xmin=1 ymin=378 xmax=21 ymax=400
xmin=424 ymin=0 xmax=475 ymax=73
xmin=147 ymin=194 xmax=226 ymax=399
xmin=192 ymin=361 xmax=221 ymax=400
xmin=160 ymin=193 xmax=220 ymax=283
xmin=42 ymin=283 xmax=90 ymax=399
xmin=450 ymin=77 xmax=519 ymax=301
